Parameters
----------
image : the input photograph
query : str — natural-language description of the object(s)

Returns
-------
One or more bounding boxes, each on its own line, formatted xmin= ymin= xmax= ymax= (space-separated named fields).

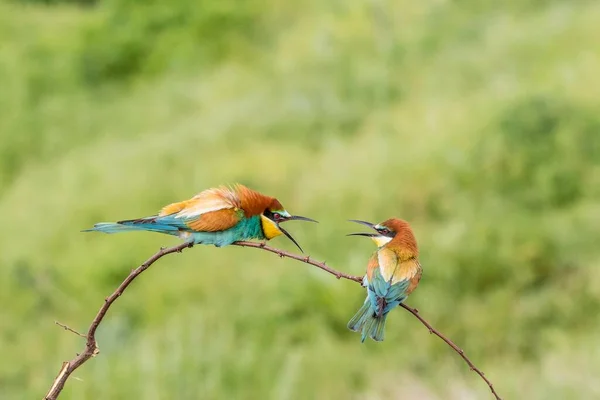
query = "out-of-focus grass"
xmin=1 ymin=0 xmax=600 ymax=398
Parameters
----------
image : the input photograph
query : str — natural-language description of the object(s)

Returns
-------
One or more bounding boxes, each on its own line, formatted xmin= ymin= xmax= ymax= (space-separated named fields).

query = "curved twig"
xmin=44 ymin=241 xmax=194 ymax=400
xmin=45 ymin=240 xmax=502 ymax=400
xmin=398 ymin=304 xmax=501 ymax=400
xmin=233 ymin=241 xmax=364 ymax=283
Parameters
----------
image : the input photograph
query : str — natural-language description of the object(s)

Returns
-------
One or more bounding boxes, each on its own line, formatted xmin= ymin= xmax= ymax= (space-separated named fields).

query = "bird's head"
xmin=260 ymin=198 xmax=318 ymax=253
xmin=347 ymin=218 xmax=418 ymax=254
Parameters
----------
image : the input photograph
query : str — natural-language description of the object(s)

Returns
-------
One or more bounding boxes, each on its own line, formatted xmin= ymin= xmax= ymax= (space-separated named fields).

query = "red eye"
xmin=273 ymin=213 xmax=281 ymax=220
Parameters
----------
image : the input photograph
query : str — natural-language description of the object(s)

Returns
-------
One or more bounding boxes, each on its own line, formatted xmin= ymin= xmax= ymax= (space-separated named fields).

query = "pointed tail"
xmin=82 ymin=218 xmax=180 ymax=234
xmin=347 ymin=301 xmax=388 ymax=342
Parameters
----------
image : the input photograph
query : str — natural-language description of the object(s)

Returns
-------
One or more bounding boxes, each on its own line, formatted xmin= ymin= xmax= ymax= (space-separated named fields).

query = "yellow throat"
xmin=371 ymin=235 xmax=392 ymax=247
xmin=260 ymin=215 xmax=283 ymax=239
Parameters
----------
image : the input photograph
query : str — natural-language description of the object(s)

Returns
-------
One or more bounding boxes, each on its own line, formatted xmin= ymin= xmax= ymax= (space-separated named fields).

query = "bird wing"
xmin=401 ymin=259 xmax=423 ymax=296
xmin=158 ymin=186 xmax=244 ymax=232
xmin=367 ymin=248 xmax=421 ymax=300
xmin=377 ymin=248 xmax=399 ymax=282
xmin=366 ymin=249 xmax=398 ymax=298
xmin=391 ymin=258 xmax=422 ymax=287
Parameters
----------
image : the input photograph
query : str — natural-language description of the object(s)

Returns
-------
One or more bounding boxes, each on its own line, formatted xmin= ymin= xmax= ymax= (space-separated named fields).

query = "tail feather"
xmin=347 ymin=302 xmax=388 ymax=342
xmin=347 ymin=302 xmax=371 ymax=332
xmin=82 ymin=220 xmax=179 ymax=234
xmin=369 ymin=314 xmax=387 ymax=342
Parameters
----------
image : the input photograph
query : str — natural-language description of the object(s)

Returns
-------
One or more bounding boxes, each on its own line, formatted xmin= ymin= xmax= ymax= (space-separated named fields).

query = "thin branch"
xmin=44 ymin=241 xmax=194 ymax=400
xmin=54 ymin=321 xmax=86 ymax=338
xmin=233 ymin=241 xmax=502 ymax=400
xmin=398 ymin=304 xmax=502 ymax=400
xmin=232 ymin=241 xmax=363 ymax=283
xmin=45 ymin=239 xmax=502 ymax=400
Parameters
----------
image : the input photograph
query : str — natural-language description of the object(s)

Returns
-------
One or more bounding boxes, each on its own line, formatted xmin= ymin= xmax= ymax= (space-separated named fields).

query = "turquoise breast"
xmin=189 ymin=215 xmax=265 ymax=247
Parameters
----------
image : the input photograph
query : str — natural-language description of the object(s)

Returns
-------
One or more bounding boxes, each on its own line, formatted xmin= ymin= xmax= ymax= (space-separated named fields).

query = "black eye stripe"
xmin=377 ymin=227 xmax=393 ymax=236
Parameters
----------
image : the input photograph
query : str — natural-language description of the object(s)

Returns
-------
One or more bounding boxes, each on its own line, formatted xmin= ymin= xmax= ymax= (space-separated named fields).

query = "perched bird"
xmin=346 ymin=218 xmax=422 ymax=342
xmin=83 ymin=184 xmax=317 ymax=252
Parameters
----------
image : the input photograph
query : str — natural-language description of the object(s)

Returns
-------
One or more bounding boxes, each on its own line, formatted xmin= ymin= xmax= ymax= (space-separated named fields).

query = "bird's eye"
xmin=273 ymin=213 xmax=281 ymax=221
xmin=380 ymin=228 xmax=390 ymax=235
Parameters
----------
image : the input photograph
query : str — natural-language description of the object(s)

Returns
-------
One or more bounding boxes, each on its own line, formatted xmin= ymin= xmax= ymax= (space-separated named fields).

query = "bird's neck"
xmin=384 ymin=242 xmax=418 ymax=261
xmin=392 ymin=247 xmax=418 ymax=262
xmin=232 ymin=215 xmax=267 ymax=240
xmin=387 ymin=233 xmax=418 ymax=260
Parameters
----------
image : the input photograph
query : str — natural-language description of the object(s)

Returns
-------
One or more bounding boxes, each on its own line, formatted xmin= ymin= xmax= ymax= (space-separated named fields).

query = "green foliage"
xmin=79 ymin=0 xmax=267 ymax=85
xmin=12 ymin=0 xmax=97 ymax=5
xmin=476 ymin=95 xmax=600 ymax=209
xmin=2 ymin=0 xmax=600 ymax=399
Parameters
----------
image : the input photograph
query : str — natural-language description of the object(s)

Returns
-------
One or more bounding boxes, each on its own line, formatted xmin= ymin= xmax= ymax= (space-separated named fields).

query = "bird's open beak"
xmin=277 ymin=215 xmax=317 ymax=253
xmin=278 ymin=226 xmax=305 ymax=253
xmin=283 ymin=215 xmax=319 ymax=223
xmin=346 ymin=219 xmax=377 ymax=237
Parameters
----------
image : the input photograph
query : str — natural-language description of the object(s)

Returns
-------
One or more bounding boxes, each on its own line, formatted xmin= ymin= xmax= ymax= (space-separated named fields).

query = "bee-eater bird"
xmin=83 ymin=184 xmax=317 ymax=252
xmin=346 ymin=218 xmax=422 ymax=342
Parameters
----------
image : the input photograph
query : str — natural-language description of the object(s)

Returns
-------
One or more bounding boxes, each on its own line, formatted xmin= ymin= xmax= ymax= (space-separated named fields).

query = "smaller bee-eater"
xmin=83 ymin=184 xmax=317 ymax=252
xmin=346 ymin=218 xmax=422 ymax=342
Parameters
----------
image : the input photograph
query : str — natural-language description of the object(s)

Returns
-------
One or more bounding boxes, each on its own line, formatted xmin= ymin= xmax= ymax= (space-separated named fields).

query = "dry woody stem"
xmin=44 ymin=240 xmax=502 ymax=400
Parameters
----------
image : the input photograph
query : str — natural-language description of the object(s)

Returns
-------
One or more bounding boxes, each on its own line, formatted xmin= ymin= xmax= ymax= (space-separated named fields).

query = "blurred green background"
xmin=1 ymin=0 xmax=600 ymax=398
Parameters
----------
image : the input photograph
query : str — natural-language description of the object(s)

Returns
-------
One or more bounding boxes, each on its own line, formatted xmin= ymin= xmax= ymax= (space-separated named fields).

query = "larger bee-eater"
xmin=347 ymin=218 xmax=422 ymax=342
xmin=84 ymin=184 xmax=317 ymax=252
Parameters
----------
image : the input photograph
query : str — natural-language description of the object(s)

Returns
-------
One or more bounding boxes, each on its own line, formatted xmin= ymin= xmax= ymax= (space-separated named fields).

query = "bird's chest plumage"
xmin=365 ymin=247 xmax=422 ymax=313
xmin=231 ymin=215 xmax=265 ymax=240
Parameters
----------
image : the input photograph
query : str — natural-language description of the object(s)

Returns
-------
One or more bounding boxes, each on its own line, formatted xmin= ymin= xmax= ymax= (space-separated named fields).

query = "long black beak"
xmin=278 ymin=226 xmax=305 ymax=253
xmin=276 ymin=215 xmax=317 ymax=253
xmin=283 ymin=215 xmax=319 ymax=223
xmin=347 ymin=232 xmax=377 ymax=237
xmin=347 ymin=219 xmax=377 ymax=238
